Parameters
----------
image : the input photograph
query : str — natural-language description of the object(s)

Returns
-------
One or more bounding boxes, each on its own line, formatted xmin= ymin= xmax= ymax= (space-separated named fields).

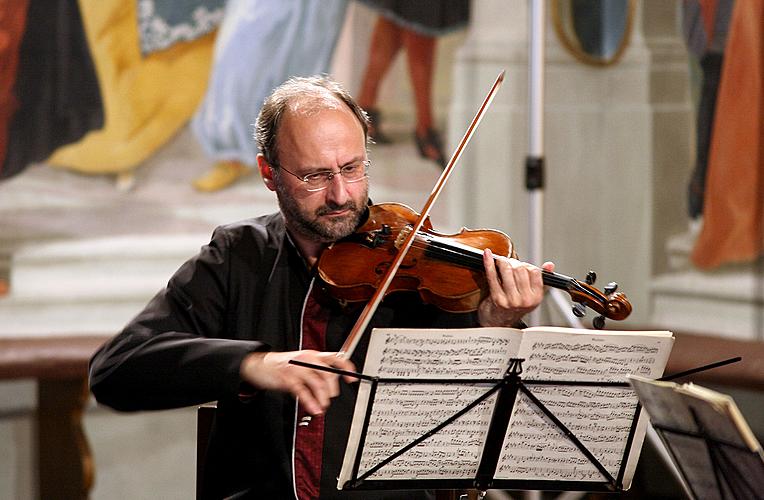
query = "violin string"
xmin=414 ymin=239 xmax=588 ymax=296
xmin=370 ymin=229 xmax=515 ymax=271
xmin=367 ymin=231 xmax=489 ymax=271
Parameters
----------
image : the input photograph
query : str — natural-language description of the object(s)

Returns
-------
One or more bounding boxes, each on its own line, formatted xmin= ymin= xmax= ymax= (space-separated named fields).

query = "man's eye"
xmin=304 ymin=173 xmax=327 ymax=183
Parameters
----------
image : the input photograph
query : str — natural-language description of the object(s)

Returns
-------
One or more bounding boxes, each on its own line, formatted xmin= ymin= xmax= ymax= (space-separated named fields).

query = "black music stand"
xmin=290 ymin=354 xmax=744 ymax=497
xmin=651 ymin=416 xmax=764 ymax=500
xmin=334 ymin=358 xmax=642 ymax=495
xmin=629 ymin=374 xmax=764 ymax=500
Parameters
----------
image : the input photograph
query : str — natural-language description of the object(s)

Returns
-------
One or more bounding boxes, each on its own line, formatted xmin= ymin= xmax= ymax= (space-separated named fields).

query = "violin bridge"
xmin=394 ymin=226 xmax=412 ymax=249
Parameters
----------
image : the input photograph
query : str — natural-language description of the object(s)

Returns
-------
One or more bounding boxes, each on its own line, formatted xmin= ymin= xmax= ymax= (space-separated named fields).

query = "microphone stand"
xmin=525 ymin=0 xmax=584 ymax=329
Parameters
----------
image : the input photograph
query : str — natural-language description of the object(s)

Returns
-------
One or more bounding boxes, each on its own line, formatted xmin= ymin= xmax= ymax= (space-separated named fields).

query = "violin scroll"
xmin=559 ymin=274 xmax=633 ymax=327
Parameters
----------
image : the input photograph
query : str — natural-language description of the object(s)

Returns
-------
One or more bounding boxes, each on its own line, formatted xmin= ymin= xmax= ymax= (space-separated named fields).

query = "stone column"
xmin=444 ymin=0 xmax=679 ymax=326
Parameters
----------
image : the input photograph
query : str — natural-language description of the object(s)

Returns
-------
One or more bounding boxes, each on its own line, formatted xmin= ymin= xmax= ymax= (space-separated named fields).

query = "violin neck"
xmin=540 ymin=269 xmax=576 ymax=291
xmin=415 ymin=231 xmax=629 ymax=321
xmin=422 ymin=233 xmax=574 ymax=292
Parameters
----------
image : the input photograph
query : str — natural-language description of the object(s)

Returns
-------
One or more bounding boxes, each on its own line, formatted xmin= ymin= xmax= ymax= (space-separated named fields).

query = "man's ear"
xmin=257 ymin=154 xmax=277 ymax=192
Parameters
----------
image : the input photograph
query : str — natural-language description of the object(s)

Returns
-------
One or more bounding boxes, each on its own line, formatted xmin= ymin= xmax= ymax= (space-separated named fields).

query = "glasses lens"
xmin=303 ymin=172 xmax=328 ymax=188
xmin=341 ymin=161 xmax=368 ymax=182
xmin=301 ymin=161 xmax=369 ymax=191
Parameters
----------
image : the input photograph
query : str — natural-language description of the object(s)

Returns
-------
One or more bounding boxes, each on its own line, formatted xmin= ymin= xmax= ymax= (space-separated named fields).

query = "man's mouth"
xmin=317 ymin=203 xmax=354 ymax=217
xmin=323 ymin=209 xmax=350 ymax=217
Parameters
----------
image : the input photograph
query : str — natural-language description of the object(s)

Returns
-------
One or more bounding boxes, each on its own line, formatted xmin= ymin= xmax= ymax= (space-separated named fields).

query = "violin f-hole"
xmin=374 ymin=259 xmax=418 ymax=276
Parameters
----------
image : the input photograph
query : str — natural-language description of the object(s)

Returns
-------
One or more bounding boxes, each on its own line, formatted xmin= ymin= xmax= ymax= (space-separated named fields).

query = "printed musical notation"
xmin=338 ymin=327 xmax=673 ymax=489
xmin=357 ymin=381 xmax=492 ymax=479
xmin=377 ymin=330 xmax=516 ymax=379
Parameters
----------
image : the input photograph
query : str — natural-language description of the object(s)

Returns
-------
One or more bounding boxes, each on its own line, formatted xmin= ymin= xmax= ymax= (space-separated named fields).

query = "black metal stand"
xmin=328 ymin=359 xmax=637 ymax=494
xmin=651 ymin=408 xmax=764 ymax=500
xmin=290 ymin=356 xmax=746 ymax=496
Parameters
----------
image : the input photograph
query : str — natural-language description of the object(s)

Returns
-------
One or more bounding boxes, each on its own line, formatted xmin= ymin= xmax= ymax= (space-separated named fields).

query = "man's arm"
xmin=90 ymin=224 xmax=356 ymax=414
xmin=89 ymin=228 xmax=265 ymax=411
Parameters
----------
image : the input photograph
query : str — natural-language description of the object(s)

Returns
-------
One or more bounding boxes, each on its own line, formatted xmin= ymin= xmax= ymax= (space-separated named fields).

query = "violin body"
xmin=318 ymin=203 xmax=632 ymax=322
xmin=319 ymin=203 xmax=515 ymax=312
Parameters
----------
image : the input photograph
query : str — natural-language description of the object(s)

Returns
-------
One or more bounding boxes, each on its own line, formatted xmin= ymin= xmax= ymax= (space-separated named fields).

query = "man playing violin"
xmin=90 ymin=76 xmax=554 ymax=499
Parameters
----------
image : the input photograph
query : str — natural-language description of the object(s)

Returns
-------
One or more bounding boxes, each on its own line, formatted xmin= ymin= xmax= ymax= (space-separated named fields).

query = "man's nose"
xmin=324 ymin=172 xmax=349 ymax=204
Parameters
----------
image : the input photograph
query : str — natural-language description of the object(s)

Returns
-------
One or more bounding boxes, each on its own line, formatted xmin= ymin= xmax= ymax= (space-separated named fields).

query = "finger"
xmin=290 ymin=352 xmax=331 ymax=399
xmin=328 ymin=356 xmax=359 ymax=384
xmin=300 ymin=370 xmax=332 ymax=411
xmin=317 ymin=370 xmax=340 ymax=399
xmin=506 ymin=259 xmax=530 ymax=294
xmin=494 ymin=257 xmax=524 ymax=306
xmin=522 ymin=264 xmax=545 ymax=304
xmin=542 ymin=261 xmax=555 ymax=272
xmin=503 ymin=259 xmax=545 ymax=308
xmin=306 ymin=354 xmax=337 ymax=397
xmin=303 ymin=353 xmax=342 ymax=400
xmin=483 ymin=248 xmax=504 ymax=300
xmin=294 ymin=384 xmax=324 ymax=416
xmin=313 ymin=353 xmax=354 ymax=394
xmin=527 ymin=265 xmax=545 ymax=302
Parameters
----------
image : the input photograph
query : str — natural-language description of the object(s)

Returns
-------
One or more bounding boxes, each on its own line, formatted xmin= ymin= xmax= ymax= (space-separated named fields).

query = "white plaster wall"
xmin=0 ymin=380 xmax=197 ymax=500
xmin=444 ymin=0 xmax=691 ymax=327
xmin=0 ymin=381 xmax=35 ymax=500
xmin=85 ymin=406 xmax=197 ymax=500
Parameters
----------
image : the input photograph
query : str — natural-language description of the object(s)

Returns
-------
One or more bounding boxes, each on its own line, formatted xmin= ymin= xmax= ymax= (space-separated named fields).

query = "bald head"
xmin=255 ymin=76 xmax=369 ymax=168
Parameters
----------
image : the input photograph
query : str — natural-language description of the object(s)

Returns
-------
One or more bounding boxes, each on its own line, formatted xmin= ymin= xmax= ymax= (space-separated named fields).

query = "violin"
xmin=318 ymin=203 xmax=632 ymax=326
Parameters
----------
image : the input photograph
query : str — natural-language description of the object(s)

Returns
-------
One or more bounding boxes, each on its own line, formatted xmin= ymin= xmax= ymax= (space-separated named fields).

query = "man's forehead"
xmin=286 ymin=91 xmax=344 ymax=118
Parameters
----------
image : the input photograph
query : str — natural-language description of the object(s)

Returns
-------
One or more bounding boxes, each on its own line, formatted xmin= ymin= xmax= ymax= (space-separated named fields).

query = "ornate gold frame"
xmin=551 ymin=0 xmax=636 ymax=67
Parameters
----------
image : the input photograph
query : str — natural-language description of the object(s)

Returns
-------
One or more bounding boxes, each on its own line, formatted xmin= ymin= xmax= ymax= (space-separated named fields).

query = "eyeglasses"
xmin=274 ymin=160 xmax=370 ymax=192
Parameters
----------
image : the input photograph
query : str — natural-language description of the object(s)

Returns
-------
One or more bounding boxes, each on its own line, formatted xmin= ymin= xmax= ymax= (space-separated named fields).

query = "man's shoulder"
xmin=213 ymin=212 xmax=285 ymax=245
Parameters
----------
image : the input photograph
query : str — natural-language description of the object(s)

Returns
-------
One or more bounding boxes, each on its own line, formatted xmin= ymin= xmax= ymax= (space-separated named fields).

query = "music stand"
xmin=293 ymin=359 xmax=646 ymax=496
xmin=290 ymin=354 xmax=744 ymax=498
xmin=630 ymin=375 xmax=764 ymax=500
xmin=651 ymin=414 xmax=764 ymax=499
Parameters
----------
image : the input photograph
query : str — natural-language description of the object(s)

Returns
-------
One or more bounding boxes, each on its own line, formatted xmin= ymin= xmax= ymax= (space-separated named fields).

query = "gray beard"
xmin=274 ymin=182 xmax=368 ymax=243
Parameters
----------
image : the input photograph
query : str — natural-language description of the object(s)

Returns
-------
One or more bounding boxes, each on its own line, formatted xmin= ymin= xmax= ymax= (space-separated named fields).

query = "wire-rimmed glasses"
xmin=275 ymin=160 xmax=370 ymax=192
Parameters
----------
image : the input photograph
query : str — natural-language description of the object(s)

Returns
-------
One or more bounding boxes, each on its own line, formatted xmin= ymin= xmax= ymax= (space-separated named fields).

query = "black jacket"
xmin=89 ymin=212 xmax=478 ymax=499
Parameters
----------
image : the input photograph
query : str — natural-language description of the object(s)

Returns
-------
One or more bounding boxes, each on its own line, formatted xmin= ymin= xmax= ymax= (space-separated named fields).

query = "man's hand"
xmin=240 ymin=350 xmax=357 ymax=416
xmin=477 ymin=249 xmax=555 ymax=327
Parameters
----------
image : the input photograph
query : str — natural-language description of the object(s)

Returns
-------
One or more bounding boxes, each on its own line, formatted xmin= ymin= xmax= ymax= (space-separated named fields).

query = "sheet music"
xmin=496 ymin=329 xmax=672 ymax=487
xmin=338 ymin=327 xmax=673 ymax=490
xmin=339 ymin=328 xmax=521 ymax=485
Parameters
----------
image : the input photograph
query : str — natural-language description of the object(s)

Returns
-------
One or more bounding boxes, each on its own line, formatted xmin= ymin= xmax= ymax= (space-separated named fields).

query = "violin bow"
xmin=337 ymin=71 xmax=506 ymax=360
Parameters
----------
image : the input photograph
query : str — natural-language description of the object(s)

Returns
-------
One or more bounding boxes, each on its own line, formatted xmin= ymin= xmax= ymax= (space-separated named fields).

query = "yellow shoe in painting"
xmin=192 ymin=161 xmax=253 ymax=192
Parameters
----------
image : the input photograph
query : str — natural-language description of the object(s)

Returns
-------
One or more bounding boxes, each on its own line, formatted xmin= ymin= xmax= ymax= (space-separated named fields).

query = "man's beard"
xmin=275 ymin=182 xmax=368 ymax=243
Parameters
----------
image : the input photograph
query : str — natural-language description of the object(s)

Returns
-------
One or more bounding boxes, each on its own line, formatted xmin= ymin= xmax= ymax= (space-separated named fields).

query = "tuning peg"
xmin=585 ymin=271 xmax=597 ymax=285
xmin=572 ymin=304 xmax=587 ymax=318
xmin=604 ymin=282 xmax=618 ymax=294
xmin=593 ymin=315 xmax=606 ymax=330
